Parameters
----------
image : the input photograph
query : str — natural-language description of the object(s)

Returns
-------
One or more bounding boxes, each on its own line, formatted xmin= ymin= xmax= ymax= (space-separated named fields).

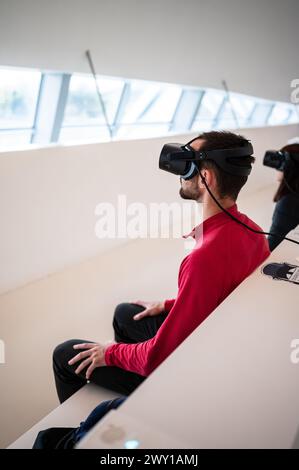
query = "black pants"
xmin=268 ymin=194 xmax=299 ymax=251
xmin=53 ymin=303 xmax=168 ymax=403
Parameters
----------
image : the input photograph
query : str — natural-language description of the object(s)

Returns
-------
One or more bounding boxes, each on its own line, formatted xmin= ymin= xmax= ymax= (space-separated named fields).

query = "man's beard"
xmin=179 ymin=179 xmax=202 ymax=202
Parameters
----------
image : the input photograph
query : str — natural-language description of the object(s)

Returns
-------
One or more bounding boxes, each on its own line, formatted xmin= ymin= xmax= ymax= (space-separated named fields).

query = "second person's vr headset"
xmin=159 ymin=136 xmax=254 ymax=180
xmin=263 ymin=150 xmax=299 ymax=173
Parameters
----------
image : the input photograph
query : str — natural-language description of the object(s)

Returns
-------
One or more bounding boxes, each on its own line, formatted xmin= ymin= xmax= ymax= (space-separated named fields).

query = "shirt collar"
xmin=183 ymin=204 xmax=239 ymax=242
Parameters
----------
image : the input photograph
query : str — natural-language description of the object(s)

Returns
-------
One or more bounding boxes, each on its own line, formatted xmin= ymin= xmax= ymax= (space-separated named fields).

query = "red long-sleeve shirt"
xmin=105 ymin=204 xmax=270 ymax=376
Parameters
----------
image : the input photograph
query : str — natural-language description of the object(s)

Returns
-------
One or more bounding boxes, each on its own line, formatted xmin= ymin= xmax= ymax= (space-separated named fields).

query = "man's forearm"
xmin=164 ymin=298 xmax=176 ymax=313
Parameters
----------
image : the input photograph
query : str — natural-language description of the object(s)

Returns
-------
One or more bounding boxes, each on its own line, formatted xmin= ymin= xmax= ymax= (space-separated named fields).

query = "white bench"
xmin=8 ymin=383 xmax=119 ymax=449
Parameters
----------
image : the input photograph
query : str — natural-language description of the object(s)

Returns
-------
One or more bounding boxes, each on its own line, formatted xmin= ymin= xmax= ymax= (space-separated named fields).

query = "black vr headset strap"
xmin=184 ymin=142 xmax=253 ymax=176
xmin=199 ymin=144 xmax=254 ymax=160
xmin=185 ymin=136 xmax=253 ymax=159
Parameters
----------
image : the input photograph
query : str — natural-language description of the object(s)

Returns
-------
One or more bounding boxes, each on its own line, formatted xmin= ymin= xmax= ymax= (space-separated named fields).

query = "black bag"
xmin=33 ymin=427 xmax=77 ymax=449
xmin=32 ymin=396 xmax=126 ymax=449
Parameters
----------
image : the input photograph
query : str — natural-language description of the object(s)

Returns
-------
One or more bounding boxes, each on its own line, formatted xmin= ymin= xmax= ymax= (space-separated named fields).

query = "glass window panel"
xmin=215 ymin=118 xmax=237 ymax=129
xmin=268 ymin=103 xmax=294 ymax=125
xmin=214 ymin=94 xmax=257 ymax=129
xmin=59 ymin=126 xmax=111 ymax=143
xmin=0 ymin=129 xmax=33 ymax=148
xmin=63 ymin=74 xmax=124 ymax=126
xmin=119 ymin=81 xmax=164 ymax=124
xmin=191 ymin=120 xmax=214 ymax=132
xmin=215 ymin=100 xmax=237 ymax=129
xmin=0 ymin=67 xmax=41 ymax=129
xmin=230 ymin=94 xmax=255 ymax=115
xmin=286 ymin=106 xmax=299 ymax=124
xmin=228 ymin=93 xmax=255 ymax=127
xmin=116 ymin=124 xmax=170 ymax=140
xmin=193 ymin=89 xmax=224 ymax=121
xmin=248 ymin=101 xmax=273 ymax=126
xmin=138 ymin=86 xmax=182 ymax=123
xmin=3 ymin=66 xmax=298 ymax=150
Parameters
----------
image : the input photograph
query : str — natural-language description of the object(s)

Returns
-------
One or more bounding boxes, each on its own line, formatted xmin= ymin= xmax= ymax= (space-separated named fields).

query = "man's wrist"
xmin=103 ymin=341 xmax=116 ymax=366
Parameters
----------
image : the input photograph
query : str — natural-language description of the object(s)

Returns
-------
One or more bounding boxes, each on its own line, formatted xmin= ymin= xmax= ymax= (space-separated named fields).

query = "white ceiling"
xmin=0 ymin=0 xmax=298 ymax=102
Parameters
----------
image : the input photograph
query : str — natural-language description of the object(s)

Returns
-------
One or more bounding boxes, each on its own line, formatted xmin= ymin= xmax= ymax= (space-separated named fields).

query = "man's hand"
xmin=68 ymin=342 xmax=111 ymax=380
xmin=132 ymin=300 xmax=165 ymax=321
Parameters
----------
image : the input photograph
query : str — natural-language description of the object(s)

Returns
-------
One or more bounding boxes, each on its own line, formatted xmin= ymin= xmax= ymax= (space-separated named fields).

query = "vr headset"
xmin=159 ymin=136 xmax=254 ymax=180
xmin=263 ymin=150 xmax=299 ymax=172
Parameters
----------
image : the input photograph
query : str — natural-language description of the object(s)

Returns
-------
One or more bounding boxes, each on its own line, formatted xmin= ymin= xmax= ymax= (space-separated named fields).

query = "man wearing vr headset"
xmin=53 ymin=131 xmax=270 ymax=403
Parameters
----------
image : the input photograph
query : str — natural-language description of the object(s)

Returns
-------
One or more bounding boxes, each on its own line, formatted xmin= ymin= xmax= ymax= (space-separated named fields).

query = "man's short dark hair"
xmin=196 ymin=131 xmax=255 ymax=201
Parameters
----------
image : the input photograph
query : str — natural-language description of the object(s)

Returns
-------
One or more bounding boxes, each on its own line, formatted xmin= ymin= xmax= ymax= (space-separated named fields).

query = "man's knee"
xmin=113 ymin=302 xmax=137 ymax=328
xmin=52 ymin=339 xmax=80 ymax=367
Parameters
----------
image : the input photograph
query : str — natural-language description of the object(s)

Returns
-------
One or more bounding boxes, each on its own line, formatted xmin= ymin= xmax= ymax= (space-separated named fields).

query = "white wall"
xmin=0 ymin=124 xmax=298 ymax=295
xmin=0 ymin=0 xmax=298 ymax=101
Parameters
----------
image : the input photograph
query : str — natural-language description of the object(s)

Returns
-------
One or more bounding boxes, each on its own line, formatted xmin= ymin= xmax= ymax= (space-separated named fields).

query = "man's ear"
xmin=202 ymin=168 xmax=216 ymax=187
xmin=199 ymin=170 xmax=208 ymax=188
